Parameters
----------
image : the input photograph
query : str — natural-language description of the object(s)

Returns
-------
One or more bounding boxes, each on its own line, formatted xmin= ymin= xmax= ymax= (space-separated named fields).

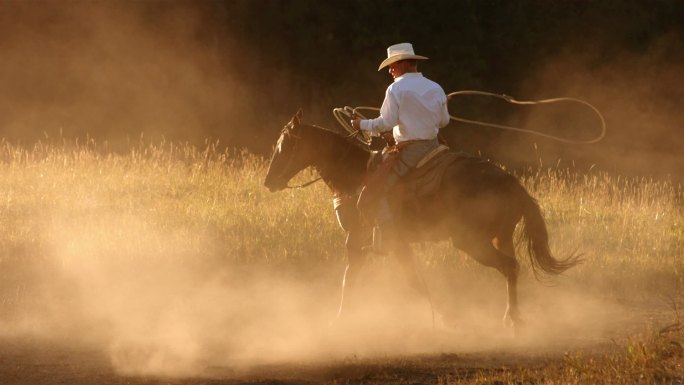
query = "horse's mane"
xmin=302 ymin=123 xmax=370 ymax=153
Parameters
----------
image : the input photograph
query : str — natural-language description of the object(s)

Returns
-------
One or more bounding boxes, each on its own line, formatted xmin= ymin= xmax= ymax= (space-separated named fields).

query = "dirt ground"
xmin=0 ymin=301 xmax=678 ymax=385
xmin=0 ymin=335 xmax=610 ymax=385
xmin=1 ymin=256 xmax=681 ymax=384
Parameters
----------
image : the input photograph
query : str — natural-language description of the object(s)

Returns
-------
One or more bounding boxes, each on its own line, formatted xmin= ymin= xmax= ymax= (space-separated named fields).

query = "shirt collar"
xmin=394 ymin=72 xmax=423 ymax=82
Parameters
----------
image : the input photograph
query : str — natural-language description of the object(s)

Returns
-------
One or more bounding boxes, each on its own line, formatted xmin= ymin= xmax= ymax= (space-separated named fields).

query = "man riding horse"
xmin=351 ymin=42 xmax=450 ymax=290
xmin=264 ymin=43 xmax=581 ymax=333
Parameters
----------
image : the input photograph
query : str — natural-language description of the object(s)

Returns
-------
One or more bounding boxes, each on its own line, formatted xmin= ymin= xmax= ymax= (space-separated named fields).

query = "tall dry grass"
xmin=520 ymin=166 xmax=683 ymax=297
xmin=0 ymin=139 xmax=681 ymax=381
xmin=0 ymin=138 xmax=340 ymax=265
xmin=0 ymin=138 xmax=681 ymax=298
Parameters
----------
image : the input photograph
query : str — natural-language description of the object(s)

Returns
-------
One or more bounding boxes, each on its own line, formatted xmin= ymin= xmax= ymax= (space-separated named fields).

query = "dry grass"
xmin=519 ymin=167 xmax=683 ymax=298
xmin=0 ymin=139 xmax=682 ymax=383
xmin=0 ymin=138 xmax=339 ymax=266
xmin=438 ymin=327 xmax=684 ymax=384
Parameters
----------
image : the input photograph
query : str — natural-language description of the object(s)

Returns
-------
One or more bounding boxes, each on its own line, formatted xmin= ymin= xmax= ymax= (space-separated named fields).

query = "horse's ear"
xmin=292 ymin=108 xmax=303 ymax=127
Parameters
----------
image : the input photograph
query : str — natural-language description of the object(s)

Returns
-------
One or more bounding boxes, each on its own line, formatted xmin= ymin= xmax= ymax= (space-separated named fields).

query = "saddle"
xmin=398 ymin=145 xmax=462 ymax=198
xmin=360 ymin=144 xmax=469 ymax=220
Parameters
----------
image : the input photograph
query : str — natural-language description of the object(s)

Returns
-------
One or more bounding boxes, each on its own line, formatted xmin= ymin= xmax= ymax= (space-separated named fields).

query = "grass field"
xmin=0 ymin=139 xmax=682 ymax=384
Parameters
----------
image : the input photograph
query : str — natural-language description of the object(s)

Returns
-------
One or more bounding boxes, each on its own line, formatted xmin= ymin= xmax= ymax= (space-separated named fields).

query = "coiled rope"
xmin=333 ymin=90 xmax=606 ymax=145
xmin=333 ymin=106 xmax=375 ymax=146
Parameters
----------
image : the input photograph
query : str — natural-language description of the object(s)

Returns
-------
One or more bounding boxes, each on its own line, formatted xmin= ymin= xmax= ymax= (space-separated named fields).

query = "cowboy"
xmin=351 ymin=42 xmax=450 ymax=250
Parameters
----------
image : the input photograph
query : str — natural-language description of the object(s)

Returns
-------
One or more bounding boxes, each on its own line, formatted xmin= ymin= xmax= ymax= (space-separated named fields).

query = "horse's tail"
xmin=521 ymin=194 xmax=583 ymax=280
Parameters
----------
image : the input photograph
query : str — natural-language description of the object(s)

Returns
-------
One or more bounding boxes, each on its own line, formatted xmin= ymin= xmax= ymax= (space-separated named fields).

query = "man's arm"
xmin=351 ymin=87 xmax=397 ymax=135
xmin=438 ymin=98 xmax=450 ymax=128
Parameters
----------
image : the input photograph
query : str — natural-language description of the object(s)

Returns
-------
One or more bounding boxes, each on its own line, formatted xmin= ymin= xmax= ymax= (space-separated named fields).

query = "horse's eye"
xmin=276 ymin=133 xmax=294 ymax=153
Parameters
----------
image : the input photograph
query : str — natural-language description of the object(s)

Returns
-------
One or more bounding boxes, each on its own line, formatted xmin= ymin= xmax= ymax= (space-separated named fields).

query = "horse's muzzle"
xmin=264 ymin=179 xmax=286 ymax=192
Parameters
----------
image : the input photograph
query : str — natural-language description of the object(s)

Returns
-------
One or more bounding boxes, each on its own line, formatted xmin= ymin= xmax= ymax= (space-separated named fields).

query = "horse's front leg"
xmin=332 ymin=200 xmax=369 ymax=322
xmin=335 ymin=230 xmax=368 ymax=320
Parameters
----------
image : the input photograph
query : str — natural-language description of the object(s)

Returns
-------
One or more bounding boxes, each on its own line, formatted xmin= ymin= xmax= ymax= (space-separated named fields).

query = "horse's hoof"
xmin=503 ymin=316 xmax=513 ymax=329
xmin=503 ymin=310 xmax=524 ymax=333
xmin=512 ymin=319 xmax=527 ymax=338
xmin=329 ymin=311 xmax=344 ymax=328
xmin=503 ymin=316 xmax=527 ymax=338
xmin=502 ymin=312 xmax=516 ymax=329
xmin=329 ymin=310 xmax=355 ymax=329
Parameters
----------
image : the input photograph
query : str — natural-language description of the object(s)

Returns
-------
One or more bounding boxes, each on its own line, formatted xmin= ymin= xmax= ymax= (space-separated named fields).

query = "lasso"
xmin=333 ymin=90 xmax=606 ymax=146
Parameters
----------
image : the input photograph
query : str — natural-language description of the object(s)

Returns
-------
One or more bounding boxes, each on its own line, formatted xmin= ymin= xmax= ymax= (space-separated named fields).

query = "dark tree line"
xmin=1 ymin=1 xmax=682 ymax=177
xmin=210 ymin=0 xmax=682 ymax=177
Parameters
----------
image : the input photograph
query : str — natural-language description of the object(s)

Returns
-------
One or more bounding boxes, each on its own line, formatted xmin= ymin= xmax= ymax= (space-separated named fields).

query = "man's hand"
xmin=351 ymin=118 xmax=361 ymax=131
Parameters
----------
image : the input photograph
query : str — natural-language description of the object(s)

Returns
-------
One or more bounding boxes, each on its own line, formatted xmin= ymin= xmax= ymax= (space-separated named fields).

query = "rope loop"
xmin=446 ymin=90 xmax=606 ymax=144
xmin=333 ymin=90 xmax=606 ymax=145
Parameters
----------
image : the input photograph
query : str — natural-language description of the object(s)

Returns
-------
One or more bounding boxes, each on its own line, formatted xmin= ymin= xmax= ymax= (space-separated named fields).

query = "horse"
xmin=263 ymin=110 xmax=581 ymax=332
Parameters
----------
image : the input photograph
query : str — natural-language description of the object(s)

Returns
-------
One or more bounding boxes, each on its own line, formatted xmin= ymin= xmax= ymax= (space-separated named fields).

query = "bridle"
xmin=270 ymin=125 xmax=309 ymax=189
xmin=274 ymin=123 xmax=367 ymax=189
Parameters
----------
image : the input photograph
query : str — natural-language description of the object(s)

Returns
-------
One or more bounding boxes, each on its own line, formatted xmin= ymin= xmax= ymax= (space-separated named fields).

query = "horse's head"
xmin=264 ymin=109 xmax=311 ymax=192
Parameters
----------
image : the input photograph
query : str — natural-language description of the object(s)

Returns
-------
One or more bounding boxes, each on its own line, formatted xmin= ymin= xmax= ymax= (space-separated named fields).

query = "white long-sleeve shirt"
xmin=359 ymin=72 xmax=450 ymax=143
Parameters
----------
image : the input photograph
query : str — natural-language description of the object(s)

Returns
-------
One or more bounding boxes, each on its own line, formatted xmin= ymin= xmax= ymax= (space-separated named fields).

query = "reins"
xmin=333 ymin=90 xmax=607 ymax=145
xmin=287 ymin=177 xmax=322 ymax=189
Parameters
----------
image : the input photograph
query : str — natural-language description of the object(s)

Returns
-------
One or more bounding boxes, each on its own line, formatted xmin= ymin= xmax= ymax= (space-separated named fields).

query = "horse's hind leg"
xmin=458 ymin=232 xmax=521 ymax=330
xmin=494 ymin=227 xmax=522 ymax=330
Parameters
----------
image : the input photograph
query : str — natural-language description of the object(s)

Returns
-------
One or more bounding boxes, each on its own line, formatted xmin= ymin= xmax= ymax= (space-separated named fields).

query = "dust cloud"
xmin=0 ymin=2 xmax=261 ymax=150
xmin=493 ymin=31 xmax=683 ymax=179
xmin=0 ymin=2 xmax=674 ymax=380
xmin=0 ymin=203 xmax=639 ymax=378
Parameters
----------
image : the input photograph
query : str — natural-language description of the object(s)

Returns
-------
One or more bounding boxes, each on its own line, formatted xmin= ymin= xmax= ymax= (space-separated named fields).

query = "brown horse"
xmin=264 ymin=110 xmax=581 ymax=331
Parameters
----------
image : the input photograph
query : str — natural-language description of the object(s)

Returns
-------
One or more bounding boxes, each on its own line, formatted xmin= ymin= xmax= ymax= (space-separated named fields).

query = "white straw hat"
xmin=377 ymin=42 xmax=428 ymax=71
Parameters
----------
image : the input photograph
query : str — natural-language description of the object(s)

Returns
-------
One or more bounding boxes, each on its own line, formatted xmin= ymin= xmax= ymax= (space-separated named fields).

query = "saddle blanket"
xmin=399 ymin=148 xmax=469 ymax=199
